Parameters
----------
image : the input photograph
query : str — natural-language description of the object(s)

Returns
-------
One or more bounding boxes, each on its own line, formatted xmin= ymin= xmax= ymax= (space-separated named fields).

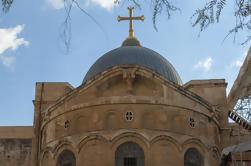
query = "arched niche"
xmin=56 ymin=150 xmax=76 ymax=166
xmin=78 ymin=136 xmax=110 ymax=166
xmin=150 ymin=136 xmax=182 ymax=166
xmin=184 ymin=148 xmax=203 ymax=166
xmin=115 ymin=142 xmax=145 ymax=166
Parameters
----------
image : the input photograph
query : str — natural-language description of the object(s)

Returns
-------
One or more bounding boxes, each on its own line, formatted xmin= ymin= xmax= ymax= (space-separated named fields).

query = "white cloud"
xmin=0 ymin=55 xmax=16 ymax=68
xmin=46 ymin=0 xmax=64 ymax=10
xmin=86 ymin=0 xmax=115 ymax=10
xmin=233 ymin=60 xmax=243 ymax=67
xmin=46 ymin=0 xmax=115 ymax=11
xmin=0 ymin=25 xmax=29 ymax=68
xmin=193 ymin=57 xmax=213 ymax=71
xmin=0 ymin=25 xmax=29 ymax=54
xmin=232 ymin=51 xmax=247 ymax=68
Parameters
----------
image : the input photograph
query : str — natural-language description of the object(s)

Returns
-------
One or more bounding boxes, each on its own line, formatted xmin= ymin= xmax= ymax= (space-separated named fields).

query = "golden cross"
xmin=117 ymin=7 xmax=145 ymax=39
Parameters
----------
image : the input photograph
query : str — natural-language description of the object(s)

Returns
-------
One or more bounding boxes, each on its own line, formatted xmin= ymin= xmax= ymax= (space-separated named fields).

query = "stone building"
xmin=0 ymin=8 xmax=250 ymax=166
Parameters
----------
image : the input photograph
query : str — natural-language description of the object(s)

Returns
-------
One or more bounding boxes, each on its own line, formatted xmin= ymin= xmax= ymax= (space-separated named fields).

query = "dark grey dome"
xmin=83 ymin=39 xmax=182 ymax=85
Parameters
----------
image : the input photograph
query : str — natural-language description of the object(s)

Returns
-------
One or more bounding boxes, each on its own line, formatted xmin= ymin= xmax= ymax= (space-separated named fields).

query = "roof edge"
xmin=227 ymin=47 xmax=251 ymax=109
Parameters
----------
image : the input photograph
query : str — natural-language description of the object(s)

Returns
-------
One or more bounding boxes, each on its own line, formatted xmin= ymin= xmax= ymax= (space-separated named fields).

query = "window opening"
xmin=124 ymin=157 xmax=137 ymax=166
xmin=115 ymin=142 xmax=144 ymax=166
xmin=65 ymin=120 xmax=70 ymax=129
xmin=125 ymin=111 xmax=133 ymax=121
xmin=184 ymin=148 xmax=203 ymax=166
xmin=189 ymin=118 xmax=195 ymax=128
xmin=56 ymin=150 xmax=76 ymax=166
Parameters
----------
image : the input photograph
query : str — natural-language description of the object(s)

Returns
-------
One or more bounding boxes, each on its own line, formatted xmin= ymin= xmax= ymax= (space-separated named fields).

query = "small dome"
xmin=122 ymin=38 xmax=141 ymax=46
xmin=83 ymin=38 xmax=182 ymax=85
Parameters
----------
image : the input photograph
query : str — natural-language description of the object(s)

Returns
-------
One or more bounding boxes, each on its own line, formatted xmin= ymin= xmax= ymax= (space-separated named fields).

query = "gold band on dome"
xmin=117 ymin=7 xmax=145 ymax=39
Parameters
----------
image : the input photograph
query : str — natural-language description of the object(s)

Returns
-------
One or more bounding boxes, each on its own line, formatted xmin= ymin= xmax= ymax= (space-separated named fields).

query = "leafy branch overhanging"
xmin=1 ymin=0 xmax=250 ymax=46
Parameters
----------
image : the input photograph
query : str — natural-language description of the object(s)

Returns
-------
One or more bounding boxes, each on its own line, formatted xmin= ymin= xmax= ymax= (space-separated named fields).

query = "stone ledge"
xmin=0 ymin=126 xmax=34 ymax=138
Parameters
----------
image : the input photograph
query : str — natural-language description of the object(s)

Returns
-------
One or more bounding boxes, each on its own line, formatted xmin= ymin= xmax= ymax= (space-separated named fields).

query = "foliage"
xmin=59 ymin=0 xmax=106 ymax=53
xmin=117 ymin=0 xmax=250 ymax=45
xmin=151 ymin=0 xmax=180 ymax=31
xmin=190 ymin=0 xmax=251 ymax=45
xmin=1 ymin=0 xmax=250 ymax=45
xmin=115 ymin=0 xmax=180 ymax=31
xmin=2 ymin=0 xmax=13 ymax=13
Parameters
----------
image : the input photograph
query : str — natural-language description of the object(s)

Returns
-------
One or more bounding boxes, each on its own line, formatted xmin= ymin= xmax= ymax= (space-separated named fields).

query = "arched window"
xmin=115 ymin=142 xmax=145 ymax=166
xmin=56 ymin=150 xmax=76 ymax=166
xmin=184 ymin=148 xmax=203 ymax=166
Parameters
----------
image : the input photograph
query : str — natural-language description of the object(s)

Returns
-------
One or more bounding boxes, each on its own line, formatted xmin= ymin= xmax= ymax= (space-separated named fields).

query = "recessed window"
xmin=184 ymin=148 xmax=203 ymax=166
xmin=115 ymin=142 xmax=144 ymax=166
xmin=56 ymin=150 xmax=76 ymax=166
xmin=124 ymin=157 xmax=137 ymax=166
xmin=189 ymin=118 xmax=195 ymax=128
xmin=64 ymin=120 xmax=70 ymax=129
xmin=125 ymin=111 xmax=133 ymax=121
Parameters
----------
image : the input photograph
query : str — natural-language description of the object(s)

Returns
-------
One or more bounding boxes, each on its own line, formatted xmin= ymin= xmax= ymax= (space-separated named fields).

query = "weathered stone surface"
xmin=1 ymin=46 xmax=251 ymax=166
xmin=0 ymin=139 xmax=32 ymax=166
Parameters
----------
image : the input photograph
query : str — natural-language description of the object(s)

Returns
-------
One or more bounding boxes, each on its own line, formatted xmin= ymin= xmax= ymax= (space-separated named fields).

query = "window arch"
xmin=115 ymin=142 xmax=145 ymax=166
xmin=56 ymin=150 xmax=76 ymax=166
xmin=184 ymin=148 xmax=203 ymax=166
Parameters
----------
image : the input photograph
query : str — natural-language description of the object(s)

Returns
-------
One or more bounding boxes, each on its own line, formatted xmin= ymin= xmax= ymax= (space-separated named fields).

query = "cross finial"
xmin=117 ymin=7 xmax=145 ymax=39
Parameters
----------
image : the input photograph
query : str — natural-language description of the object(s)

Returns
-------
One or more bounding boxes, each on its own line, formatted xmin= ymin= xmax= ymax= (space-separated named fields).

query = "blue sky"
xmin=0 ymin=0 xmax=250 ymax=126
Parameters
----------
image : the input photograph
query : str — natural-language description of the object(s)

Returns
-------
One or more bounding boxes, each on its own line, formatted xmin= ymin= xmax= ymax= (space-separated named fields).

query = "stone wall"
xmin=0 ymin=126 xmax=33 ymax=166
xmin=37 ymin=68 xmax=222 ymax=166
xmin=0 ymin=139 xmax=32 ymax=166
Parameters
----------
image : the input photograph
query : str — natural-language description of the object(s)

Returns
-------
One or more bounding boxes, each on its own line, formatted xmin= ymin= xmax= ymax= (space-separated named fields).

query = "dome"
xmin=83 ymin=38 xmax=182 ymax=85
